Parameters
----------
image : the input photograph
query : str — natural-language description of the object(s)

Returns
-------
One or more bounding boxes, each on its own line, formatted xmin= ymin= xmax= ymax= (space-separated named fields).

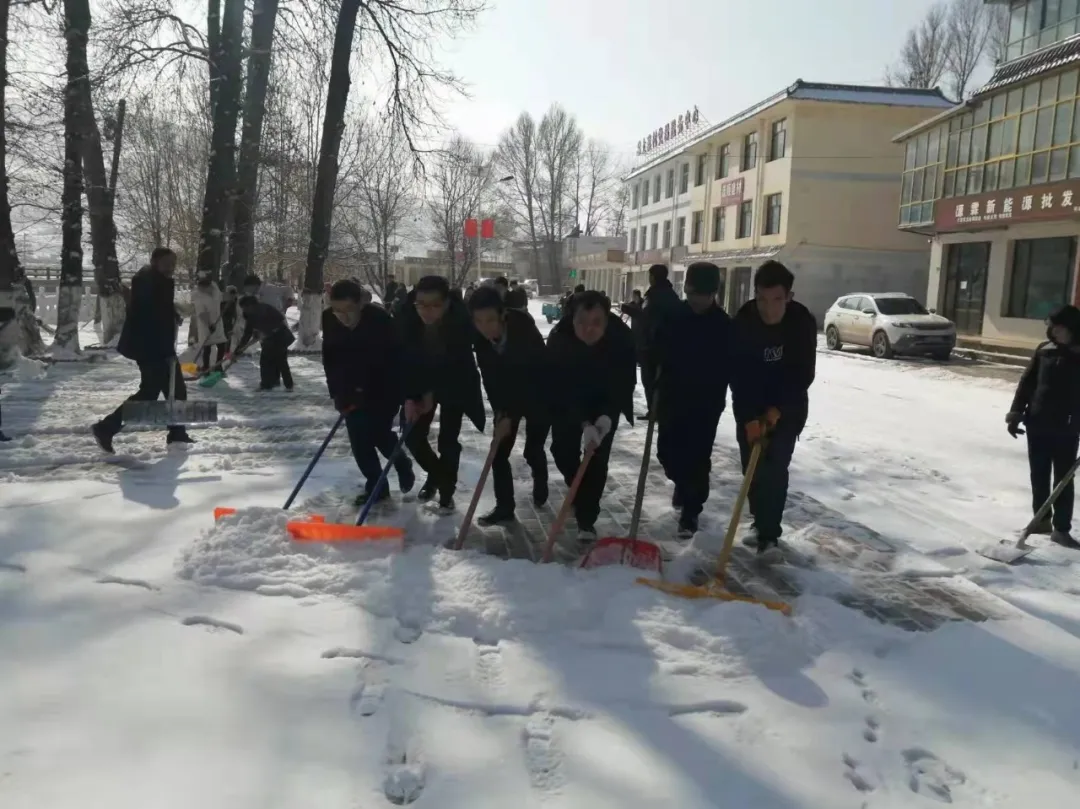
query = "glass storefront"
xmin=1006 ymin=235 xmax=1077 ymax=318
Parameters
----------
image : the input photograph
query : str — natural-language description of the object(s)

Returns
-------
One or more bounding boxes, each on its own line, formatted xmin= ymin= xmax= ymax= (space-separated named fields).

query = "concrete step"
xmin=951 ymin=346 xmax=1030 ymax=368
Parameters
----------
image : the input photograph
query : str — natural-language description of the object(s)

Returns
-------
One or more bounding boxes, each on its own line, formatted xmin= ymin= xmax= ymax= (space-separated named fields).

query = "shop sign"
xmin=637 ymin=106 xmax=701 ymax=156
xmin=719 ymin=177 xmax=745 ymax=206
xmin=935 ymin=179 xmax=1080 ymax=231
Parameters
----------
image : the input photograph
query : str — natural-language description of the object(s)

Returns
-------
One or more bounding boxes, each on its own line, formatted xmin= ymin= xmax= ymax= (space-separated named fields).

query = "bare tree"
xmin=885 ymin=2 xmax=951 ymax=91
xmin=605 ymin=182 xmax=629 ymax=238
xmin=494 ymin=113 xmax=541 ymax=286
xmin=428 ymin=135 xmax=486 ymax=288
xmin=986 ymin=1 xmax=1011 ymax=66
xmin=535 ymin=104 xmax=582 ymax=291
xmin=945 ymin=0 xmax=992 ymax=100
xmin=570 ymin=139 xmax=615 ymax=236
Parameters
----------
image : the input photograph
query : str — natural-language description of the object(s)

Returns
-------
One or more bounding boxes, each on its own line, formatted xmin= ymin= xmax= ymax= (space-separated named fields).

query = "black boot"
xmin=0 ymin=430 xmax=11 ymax=443
xmin=478 ymin=505 xmax=516 ymax=527
xmin=354 ymin=486 xmax=390 ymax=507
xmin=756 ymin=536 xmax=782 ymax=563
xmin=532 ymin=477 xmax=549 ymax=508
xmin=677 ymin=512 xmax=698 ymax=539
xmin=671 ymin=487 xmax=683 ymax=509
xmin=1031 ymin=517 xmax=1054 ymax=535
xmin=417 ymin=477 xmax=437 ymax=502
xmin=167 ymin=427 xmax=195 ymax=447
xmin=397 ymin=460 xmax=416 ymax=494
xmin=436 ymin=492 xmax=455 ymax=513
xmin=91 ymin=421 xmax=115 ymax=454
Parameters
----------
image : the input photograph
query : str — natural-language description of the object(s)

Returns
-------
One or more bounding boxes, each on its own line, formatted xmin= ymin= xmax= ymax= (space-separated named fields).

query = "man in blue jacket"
xmin=730 ymin=260 xmax=817 ymax=561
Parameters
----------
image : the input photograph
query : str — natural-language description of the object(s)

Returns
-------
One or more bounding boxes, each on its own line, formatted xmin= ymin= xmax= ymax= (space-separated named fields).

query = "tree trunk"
xmin=207 ymin=0 xmax=221 ymax=120
xmin=108 ymin=99 xmax=125 ymax=194
xmin=54 ymin=22 xmax=86 ymax=358
xmin=196 ymin=0 xmax=244 ymax=281
xmin=64 ymin=0 xmax=124 ymax=344
xmin=300 ymin=0 xmax=362 ymax=349
xmin=225 ymin=0 xmax=279 ymax=288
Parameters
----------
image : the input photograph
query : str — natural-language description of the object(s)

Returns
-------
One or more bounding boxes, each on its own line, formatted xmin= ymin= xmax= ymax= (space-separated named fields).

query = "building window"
xmin=736 ymin=200 xmax=753 ymax=238
xmin=650 ymin=222 xmax=658 ymax=249
xmin=712 ymin=206 xmax=726 ymax=241
xmin=662 ymin=220 xmax=672 ymax=248
xmin=741 ymin=132 xmax=758 ymax=171
xmin=1007 ymin=0 xmax=1080 ymax=61
xmin=629 ymin=228 xmax=637 ymax=252
xmin=695 ymin=154 xmax=707 ymax=186
xmin=691 ymin=210 xmax=704 ymax=244
xmin=769 ymin=119 xmax=788 ymax=161
xmin=665 ymin=169 xmax=675 ymax=198
xmin=717 ymin=143 xmax=731 ymax=179
xmin=675 ymin=216 xmax=686 ymax=246
xmin=631 ymin=185 xmax=639 ymax=210
xmin=679 ymin=162 xmax=690 ymax=194
xmin=653 ymin=175 xmax=661 ymax=203
xmin=1007 ymin=236 xmax=1076 ymax=319
xmin=764 ymin=193 xmax=782 ymax=235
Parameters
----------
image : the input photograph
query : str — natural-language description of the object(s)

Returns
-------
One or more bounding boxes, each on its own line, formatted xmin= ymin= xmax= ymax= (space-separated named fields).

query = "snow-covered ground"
xmin=1 ymin=303 xmax=1079 ymax=808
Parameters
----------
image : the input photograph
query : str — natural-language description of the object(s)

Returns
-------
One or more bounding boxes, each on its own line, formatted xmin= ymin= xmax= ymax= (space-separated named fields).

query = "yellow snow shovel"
xmin=636 ymin=433 xmax=793 ymax=616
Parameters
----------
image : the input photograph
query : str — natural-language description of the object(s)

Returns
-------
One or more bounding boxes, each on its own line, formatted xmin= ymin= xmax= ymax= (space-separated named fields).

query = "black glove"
xmin=1006 ymin=412 xmax=1025 ymax=438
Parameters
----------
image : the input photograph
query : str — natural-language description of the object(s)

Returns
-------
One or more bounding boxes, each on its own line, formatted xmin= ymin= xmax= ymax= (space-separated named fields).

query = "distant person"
xmin=235 ymin=295 xmax=295 ymax=391
xmin=493 ymin=276 xmax=510 ymax=300
xmin=192 ymin=271 xmax=228 ymax=372
xmin=641 ymin=264 xmax=680 ymax=409
xmin=504 ymin=287 xmax=528 ymax=312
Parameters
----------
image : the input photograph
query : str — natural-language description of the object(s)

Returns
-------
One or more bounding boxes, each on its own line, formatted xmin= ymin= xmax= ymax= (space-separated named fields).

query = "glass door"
xmin=942 ymin=242 xmax=991 ymax=335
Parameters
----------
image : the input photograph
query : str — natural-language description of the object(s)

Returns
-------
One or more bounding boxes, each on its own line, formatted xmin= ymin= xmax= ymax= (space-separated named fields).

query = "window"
xmin=629 ymin=229 xmax=637 ymax=252
xmin=665 ymin=169 xmax=675 ymax=198
xmin=653 ymin=175 xmax=661 ymax=203
xmin=679 ymin=162 xmax=690 ymax=194
xmin=1007 ymin=0 xmax=1080 ymax=61
xmin=874 ymin=297 xmax=929 ymax=316
xmin=769 ymin=119 xmax=788 ymax=161
xmin=717 ymin=144 xmax=731 ymax=179
xmin=691 ymin=210 xmax=704 ymax=244
xmin=631 ymin=185 xmax=639 ymax=209
xmin=764 ymin=193 xmax=782 ymax=235
xmin=741 ymin=132 xmax=758 ymax=171
xmin=712 ymin=206 xmax=726 ymax=241
xmin=662 ymin=220 xmax=672 ymax=248
xmin=1007 ymin=236 xmax=1076 ymax=319
xmin=649 ymin=222 xmax=658 ymax=248
xmin=676 ymin=216 xmax=686 ymax=246
xmin=695 ymin=154 xmax=707 ymax=186
xmin=736 ymin=200 xmax=753 ymax=238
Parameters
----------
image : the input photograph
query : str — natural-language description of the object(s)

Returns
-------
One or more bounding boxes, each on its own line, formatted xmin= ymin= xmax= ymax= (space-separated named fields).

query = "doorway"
xmin=942 ymin=242 xmax=991 ymax=335
xmin=730 ymin=266 xmax=752 ymax=310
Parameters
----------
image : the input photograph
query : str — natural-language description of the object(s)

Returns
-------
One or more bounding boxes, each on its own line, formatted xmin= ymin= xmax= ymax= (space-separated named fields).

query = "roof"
xmin=976 ymin=32 xmax=1080 ymax=96
xmin=625 ymin=80 xmax=954 ymax=181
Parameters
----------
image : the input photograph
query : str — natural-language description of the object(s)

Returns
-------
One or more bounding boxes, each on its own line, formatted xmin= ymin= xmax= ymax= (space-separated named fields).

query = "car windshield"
xmin=874 ymin=297 xmax=928 ymax=316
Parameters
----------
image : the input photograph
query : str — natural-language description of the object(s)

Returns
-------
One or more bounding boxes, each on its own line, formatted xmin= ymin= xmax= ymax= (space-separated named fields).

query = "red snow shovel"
xmin=450 ymin=420 xmax=515 ymax=551
xmin=541 ymin=444 xmax=597 ymax=563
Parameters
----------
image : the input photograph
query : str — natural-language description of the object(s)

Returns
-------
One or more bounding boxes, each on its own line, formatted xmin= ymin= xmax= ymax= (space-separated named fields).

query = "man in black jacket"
xmin=731 ymin=260 xmax=817 ymax=561
xmin=547 ymin=290 xmax=637 ymax=540
xmin=655 ymin=263 xmax=733 ymax=537
xmin=323 ymin=279 xmax=415 ymax=506
xmin=1007 ymin=304 xmax=1080 ymax=549
xmin=92 ymin=247 xmax=193 ymax=452
xmin=641 ymin=263 xmax=681 ymax=409
xmin=236 ymin=296 xmax=295 ymax=391
xmin=468 ymin=286 xmax=550 ymax=526
xmin=400 ymin=275 xmax=486 ymax=511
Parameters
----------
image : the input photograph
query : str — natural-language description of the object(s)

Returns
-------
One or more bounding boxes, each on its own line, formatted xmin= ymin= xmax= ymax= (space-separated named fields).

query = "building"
xmin=513 ymin=234 xmax=626 ymax=294
xmin=622 ymin=81 xmax=954 ymax=320
xmin=894 ymin=0 xmax=1080 ymax=351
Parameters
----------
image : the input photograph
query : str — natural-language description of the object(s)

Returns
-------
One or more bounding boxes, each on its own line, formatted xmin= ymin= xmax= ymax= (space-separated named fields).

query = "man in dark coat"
xmin=1007 ymin=304 xmax=1080 ymax=549
xmin=236 ymin=295 xmax=295 ymax=391
xmin=641 ymin=263 xmax=681 ymax=408
xmin=655 ymin=263 xmax=733 ymax=537
xmin=731 ymin=260 xmax=817 ymax=561
xmin=399 ymin=274 xmax=486 ymax=511
xmin=323 ymin=279 xmax=415 ymax=506
xmin=546 ymin=290 xmax=637 ymax=540
xmin=92 ymin=247 xmax=193 ymax=452
xmin=468 ymin=285 xmax=550 ymax=526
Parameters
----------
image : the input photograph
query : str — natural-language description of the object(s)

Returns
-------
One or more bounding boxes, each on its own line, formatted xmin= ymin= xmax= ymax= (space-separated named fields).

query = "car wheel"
xmin=872 ymin=330 xmax=894 ymax=359
xmin=825 ymin=325 xmax=843 ymax=351
xmin=931 ymin=349 xmax=951 ymax=361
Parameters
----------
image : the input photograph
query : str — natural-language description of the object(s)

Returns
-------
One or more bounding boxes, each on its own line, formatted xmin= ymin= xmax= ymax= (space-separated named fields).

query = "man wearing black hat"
xmin=655 ymin=262 xmax=733 ymax=537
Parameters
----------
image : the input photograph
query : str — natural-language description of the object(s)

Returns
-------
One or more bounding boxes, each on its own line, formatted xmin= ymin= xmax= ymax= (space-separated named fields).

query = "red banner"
xmin=480 ymin=218 xmax=494 ymax=239
xmin=463 ymin=218 xmax=478 ymax=238
xmin=935 ymin=178 xmax=1080 ymax=231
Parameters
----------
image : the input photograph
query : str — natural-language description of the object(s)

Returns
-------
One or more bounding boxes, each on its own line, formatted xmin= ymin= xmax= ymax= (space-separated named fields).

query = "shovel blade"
xmin=199 ymin=371 xmax=225 ymax=388
xmin=636 ymin=576 xmax=793 ymax=616
xmin=580 ymin=537 xmax=662 ymax=572
xmin=978 ymin=540 xmax=1036 ymax=565
xmin=286 ymin=519 xmax=404 ymax=544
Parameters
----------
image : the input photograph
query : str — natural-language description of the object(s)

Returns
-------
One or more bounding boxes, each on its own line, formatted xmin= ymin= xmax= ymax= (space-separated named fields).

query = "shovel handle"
xmin=542 ymin=444 xmax=597 ymax=563
xmin=451 ymin=425 xmax=510 ymax=551
xmin=712 ymin=438 xmax=766 ymax=580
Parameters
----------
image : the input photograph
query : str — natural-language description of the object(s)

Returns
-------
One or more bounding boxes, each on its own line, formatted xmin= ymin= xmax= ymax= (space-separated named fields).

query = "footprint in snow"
xmin=863 ymin=715 xmax=880 ymax=743
xmin=842 ymin=753 xmax=877 ymax=793
xmin=181 ymin=615 xmax=243 ymax=635
xmin=903 ymin=747 xmax=966 ymax=803
xmin=382 ymin=732 xmax=425 ymax=805
xmin=96 ymin=574 xmax=158 ymax=591
xmin=350 ymin=680 xmax=385 ymax=717
xmin=393 ymin=623 xmax=422 ymax=644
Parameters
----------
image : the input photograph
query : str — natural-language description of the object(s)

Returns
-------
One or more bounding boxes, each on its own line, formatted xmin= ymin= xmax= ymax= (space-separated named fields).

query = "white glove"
xmin=581 ymin=424 xmax=601 ymax=451
xmin=593 ymin=415 xmax=612 ymax=441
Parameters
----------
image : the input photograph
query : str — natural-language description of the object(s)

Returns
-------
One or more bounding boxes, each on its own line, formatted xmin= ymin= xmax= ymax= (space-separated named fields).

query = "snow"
xmin=2 ymin=306 xmax=1080 ymax=808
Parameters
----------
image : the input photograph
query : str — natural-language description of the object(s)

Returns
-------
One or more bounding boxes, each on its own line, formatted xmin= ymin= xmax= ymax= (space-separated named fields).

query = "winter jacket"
xmin=221 ymin=298 xmax=238 ymax=341
xmin=1010 ymin=340 xmax=1080 ymax=434
xmin=656 ymin=301 xmax=734 ymax=417
xmin=642 ymin=279 xmax=681 ymax=359
xmin=117 ymin=264 xmax=178 ymax=363
xmin=620 ymin=300 xmax=648 ymax=359
xmin=474 ymin=308 xmax=548 ymax=419
xmin=546 ymin=312 xmax=637 ymax=428
xmin=239 ymin=302 xmax=292 ymax=349
xmin=192 ymin=284 xmax=227 ymax=346
xmin=730 ymin=298 xmax=817 ymax=433
xmin=397 ymin=288 xmax=485 ymax=431
xmin=322 ymin=304 xmax=402 ymax=415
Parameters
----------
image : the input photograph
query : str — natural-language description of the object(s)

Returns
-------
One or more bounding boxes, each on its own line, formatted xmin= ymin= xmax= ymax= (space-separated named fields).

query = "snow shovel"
xmin=979 ymin=454 xmax=1080 ymax=564
xmin=121 ymin=358 xmax=219 ymax=426
xmin=214 ymin=413 xmax=346 ymax=522
xmin=541 ymin=443 xmax=598 ymax=563
xmin=636 ymin=434 xmax=793 ymax=616
xmin=450 ymin=419 xmax=515 ymax=551
xmin=286 ymin=421 xmax=414 ymax=543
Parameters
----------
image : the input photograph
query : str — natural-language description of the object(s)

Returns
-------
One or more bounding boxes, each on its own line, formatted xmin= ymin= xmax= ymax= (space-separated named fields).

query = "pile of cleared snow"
xmin=9 ymin=350 xmax=48 ymax=381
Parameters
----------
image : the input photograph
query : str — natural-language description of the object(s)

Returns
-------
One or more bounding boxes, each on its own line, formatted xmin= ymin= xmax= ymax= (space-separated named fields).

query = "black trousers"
xmin=405 ymin=402 xmax=464 ymax=498
xmin=100 ymin=358 xmax=187 ymax=435
xmin=550 ymin=419 xmax=616 ymax=528
xmin=657 ymin=409 xmax=721 ymax=519
xmin=492 ymin=413 xmax=550 ymax=508
xmin=1027 ymin=431 xmax=1079 ymax=532
xmin=640 ymin=360 xmax=657 ymax=410
xmin=736 ymin=425 xmax=798 ymax=542
xmin=345 ymin=406 xmax=412 ymax=492
xmin=200 ymin=343 xmax=226 ymax=371
xmin=259 ymin=330 xmax=293 ymax=389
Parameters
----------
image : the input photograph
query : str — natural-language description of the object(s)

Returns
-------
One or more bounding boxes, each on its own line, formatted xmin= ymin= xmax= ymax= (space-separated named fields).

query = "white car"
xmin=823 ymin=293 xmax=957 ymax=360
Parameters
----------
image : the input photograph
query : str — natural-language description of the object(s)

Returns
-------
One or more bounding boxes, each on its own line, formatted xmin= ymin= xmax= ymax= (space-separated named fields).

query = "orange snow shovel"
xmin=450 ymin=419 xmax=515 ymax=551
xmin=541 ymin=444 xmax=598 ymax=563
xmin=636 ymin=435 xmax=793 ymax=616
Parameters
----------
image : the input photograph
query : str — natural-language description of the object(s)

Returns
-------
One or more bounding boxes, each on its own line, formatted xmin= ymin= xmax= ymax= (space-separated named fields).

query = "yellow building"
xmin=622 ymin=81 xmax=953 ymax=320
xmin=894 ymin=0 xmax=1080 ymax=352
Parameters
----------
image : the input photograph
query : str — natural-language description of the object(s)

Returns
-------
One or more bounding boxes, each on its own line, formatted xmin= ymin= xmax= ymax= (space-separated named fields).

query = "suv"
xmin=824 ymin=293 xmax=956 ymax=360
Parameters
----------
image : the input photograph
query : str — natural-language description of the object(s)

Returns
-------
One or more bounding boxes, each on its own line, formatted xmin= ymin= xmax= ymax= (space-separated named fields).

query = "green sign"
xmin=567 ymin=269 xmax=577 ymax=279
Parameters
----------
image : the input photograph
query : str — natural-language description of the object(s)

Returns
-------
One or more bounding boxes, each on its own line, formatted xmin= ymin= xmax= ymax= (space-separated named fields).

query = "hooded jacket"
xmin=473 ymin=308 xmax=548 ymax=419
xmin=547 ymin=311 xmax=637 ymax=428
xmin=117 ymin=264 xmax=178 ymax=362
xmin=322 ymin=304 xmax=402 ymax=414
xmin=397 ymin=288 xmax=485 ymax=431
xmin=730 ymin=298 xmax=817 ymax=432
xmin=1010 ymin=305 xmax=1080 ymax=434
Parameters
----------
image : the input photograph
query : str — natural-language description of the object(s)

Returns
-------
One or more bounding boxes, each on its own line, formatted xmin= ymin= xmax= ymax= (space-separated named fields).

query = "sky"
xmin=433 ymin=0 xmax=990 ymax=162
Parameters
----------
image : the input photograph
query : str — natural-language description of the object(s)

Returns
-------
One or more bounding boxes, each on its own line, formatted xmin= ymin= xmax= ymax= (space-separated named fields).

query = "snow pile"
xmin=9 ymin=350 xmax=48 ymax=381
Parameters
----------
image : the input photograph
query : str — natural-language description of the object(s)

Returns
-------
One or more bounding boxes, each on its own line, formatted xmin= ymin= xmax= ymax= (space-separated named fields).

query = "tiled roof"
xmin=976 ymin=33 xmax=1080 ymax=96
xmin=695 ymin=245 xmax=784 ymax=264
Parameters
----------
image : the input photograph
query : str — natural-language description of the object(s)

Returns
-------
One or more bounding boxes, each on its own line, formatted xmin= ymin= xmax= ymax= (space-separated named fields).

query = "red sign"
xmin=935 ymin=179 xmax=1080 ymax=231
xmin=480 ymin=218 xmax=494 ymax=239
xmin=719 ymin=177 xmax=744 ymax=206
xmin=464 ymin=218 xmax=478 ymax=238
